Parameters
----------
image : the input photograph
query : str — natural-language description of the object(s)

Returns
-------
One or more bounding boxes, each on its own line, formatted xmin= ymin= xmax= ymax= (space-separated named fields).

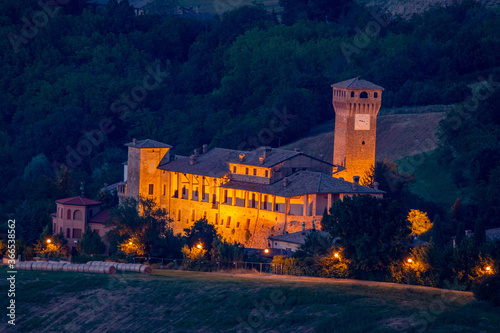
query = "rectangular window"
xmin=245 ymin=219 xmax=250 ymax=230
xmin=66 ymin=228 xmax=71 ymax=238
xmin=215 ymin=213 xmax=218 ymax=225
xmin=253 ymin=169 xmax=257 ymax=176
xmin=245 ymin=168 xmax=249 ymax=175
xmin=53 ymin=223 xmax=56 ymax=233
xmin=251 ymin=193 xmax=256 ymax=208
xmin=177 ymin=210 xmax=181 ymax=221
xmin=148 ymin=184 xmax=154 ymax=195
xmin=191 ymin=209 xmax=195 ymax=221
xmin=263 ymin=195 xmax=268 ymax=210
xmin=233 ymin=166 xmax=236 ymax=173
xmin=236 ymin=221 xmax=240 ymax=228
xmin=224 ymin=190 xmax=228 ymax=203
xmin=73 ymin=228 xmax=82 ymax=239
xmin=59 ymin=227 xmax=62 ymax=234
xmin=163 ymin=184 xmax=166 ymax=196
xmin=226 ymin=216 xmax=231 ymax=228
xmin=265 ymin=170 xmax=268 ymax=177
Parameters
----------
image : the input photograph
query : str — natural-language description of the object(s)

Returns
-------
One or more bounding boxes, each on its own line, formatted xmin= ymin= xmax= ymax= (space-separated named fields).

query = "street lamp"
xmin=264 ymin=248 xmax=269 ymax=254
xmin=46 ymin=239 xmax=51 ymax=244
xmin=197 ymin=243 xmax=202 ymax=249
xmin=406 ymin=258 xmax=413 ymax=285
xmin=334 ymin=253 xmax=339 ymax=258
xmin=486 ymin=266 xmax=491 ymax=272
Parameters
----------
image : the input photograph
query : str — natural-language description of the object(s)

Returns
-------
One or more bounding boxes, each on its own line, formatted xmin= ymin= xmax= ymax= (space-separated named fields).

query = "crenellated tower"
xmin=331 ymin=77 xmax=384 ymax=182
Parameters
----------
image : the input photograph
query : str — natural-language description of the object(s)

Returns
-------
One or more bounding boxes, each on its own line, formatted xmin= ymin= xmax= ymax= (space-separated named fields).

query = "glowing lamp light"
xmin=129 ymin=242 xmax=133 ymax=245
xmin=264 ymin=248 xmax=269 ymax=254
xmin=197 ymin=243 xmax=202 ymax=249
xmin=407 ymin=258 xmax=413 ymax=263
xmin=334 ymin=253 xmax=339 ymax=258
xmin=486 ymin=266 xmax=491 ymax=271
xmin=46 ymin=239 xmax=51 ymax=244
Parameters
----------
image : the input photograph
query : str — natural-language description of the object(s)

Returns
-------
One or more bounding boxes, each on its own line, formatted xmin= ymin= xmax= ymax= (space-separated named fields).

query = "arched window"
xmin=73 ymin=210 xmax=82 ymax=220
xmin=66 ymin=209 xmax=71 ymax=220
xmin=59 ymin=208 xmax=63 ymax=218
xmin=374 ymin=92 xmax=378 ymax=98
xmin=360 ymin=91 xmax=368 ymax=98
xmin=350 ymin=91 xmax=354 ymax=97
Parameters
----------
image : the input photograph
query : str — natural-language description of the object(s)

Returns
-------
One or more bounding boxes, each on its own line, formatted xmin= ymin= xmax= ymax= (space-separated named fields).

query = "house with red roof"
xmin=51 ymin=196 xmax=112 ymax=249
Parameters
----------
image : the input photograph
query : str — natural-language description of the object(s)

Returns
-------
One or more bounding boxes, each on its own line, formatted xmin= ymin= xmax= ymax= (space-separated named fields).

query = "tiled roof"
xmin=158 ymin=148 xmax=239 ymax=178
xmin=220 ymin=170 xmax=384 ymax=197
xmin=89 ymin=210 xmax=109 ymax=224
xmin=125 ymin=139 xmax=172 ymax=149
xmin=227 ymin=147 xmax=304 ymax=168
xmin=56 ymin=196 xmax=101 ymax=206
xmin=331 ymin=77 xmax=384 ymax=90
xmin=268 ymin=229 xmax=331 ymax=245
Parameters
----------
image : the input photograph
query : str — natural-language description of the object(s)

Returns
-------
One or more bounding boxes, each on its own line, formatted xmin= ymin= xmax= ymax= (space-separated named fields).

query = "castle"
xmin=51 ymin=78 xmax=384 ymax=250
xmin=115 ymin=77 xmax=385 ymax=249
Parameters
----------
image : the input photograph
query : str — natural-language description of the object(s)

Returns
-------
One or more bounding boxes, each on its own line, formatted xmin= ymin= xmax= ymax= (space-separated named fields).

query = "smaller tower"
xmin=125 ymin=139 xmax=172 ymax=199
xmin=331 ymin=77 xmax=384 ymax=182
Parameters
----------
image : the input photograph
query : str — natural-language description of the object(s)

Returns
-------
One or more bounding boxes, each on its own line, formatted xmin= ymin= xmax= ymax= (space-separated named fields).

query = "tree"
xmin=432 ymin=214 xmax=445 ymax=248
xmin=473 ymin=218 xmax=486 ymax=249
xmin=294 ymin=231 xmax=332 ymax=258
xmin=210 ymin=238 xmax=244 ymax=264
xmin=106 ymin=197 xmax=177 ymax=257
xmin=408 ymin=209 xmax=433 ymax=235
xmin=77 ymin=226 xmax=106 ymax=256
xmin=184 ymin=218 xmax=218 ymax=253
xmin=322 ymin=195 xmax=411 ymax=277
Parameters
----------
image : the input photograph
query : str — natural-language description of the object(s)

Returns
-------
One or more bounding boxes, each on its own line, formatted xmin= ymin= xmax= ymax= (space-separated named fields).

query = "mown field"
xmin=1 ymin=267 xmax=499 ymax=332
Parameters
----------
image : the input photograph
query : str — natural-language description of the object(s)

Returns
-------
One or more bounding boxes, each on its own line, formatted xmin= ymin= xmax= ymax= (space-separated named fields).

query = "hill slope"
xmin=282 ymin=106 xmax=447 ymax=163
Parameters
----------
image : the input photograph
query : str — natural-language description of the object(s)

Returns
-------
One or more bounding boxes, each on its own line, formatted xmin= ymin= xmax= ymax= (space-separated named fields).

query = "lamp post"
xmin=407 ymin=258 xmax=413 ymax=285
xmin=197 ymin=243 xmax=202 ymax=249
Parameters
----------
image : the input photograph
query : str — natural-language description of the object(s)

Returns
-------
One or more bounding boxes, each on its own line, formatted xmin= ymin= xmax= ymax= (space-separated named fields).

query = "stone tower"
xmin=125 ymin=139 xmax=172 ymax=200
xmin=331 ymin=77 xmax=384 ymax=183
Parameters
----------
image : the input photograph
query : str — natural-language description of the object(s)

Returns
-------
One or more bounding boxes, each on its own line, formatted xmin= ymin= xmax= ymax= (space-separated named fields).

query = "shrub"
xmin=473 ymin=273 xmax=500 ymax=306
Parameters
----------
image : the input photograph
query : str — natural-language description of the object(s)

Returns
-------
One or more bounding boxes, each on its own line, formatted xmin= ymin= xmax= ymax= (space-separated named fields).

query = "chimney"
xmin=283 ymin=177 xmax=288 ymax=187
xmin=373 ymin=182 xmax=379 ymax=190
xmin=202 ymin=144 xmax=208 ymax=154
xmin=259 ymin=156 xmax=265 ymax=165
xmin=189 ymin=154 xmax=196 ymax=165
xmin=352 ymin=176 xmax=359 ymax=191
xmin=239 ymin=153 xmax=245 ymax=162
xmin=133 ymin=138 xmax=137 ymax=144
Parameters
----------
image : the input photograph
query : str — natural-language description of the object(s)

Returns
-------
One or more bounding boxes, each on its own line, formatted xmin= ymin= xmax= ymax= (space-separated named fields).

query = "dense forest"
xmin=0 ymin=0 xmax=499 ymax=244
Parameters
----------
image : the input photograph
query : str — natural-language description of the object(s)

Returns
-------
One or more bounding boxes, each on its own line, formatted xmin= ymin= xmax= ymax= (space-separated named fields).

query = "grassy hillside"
xmin=397 ymin=150 xmax=461 ymax=207
xmin=2 ymin=268 xmax=499 ymax=332
xmin=282 ymin=105 xmax=447 ymax=163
